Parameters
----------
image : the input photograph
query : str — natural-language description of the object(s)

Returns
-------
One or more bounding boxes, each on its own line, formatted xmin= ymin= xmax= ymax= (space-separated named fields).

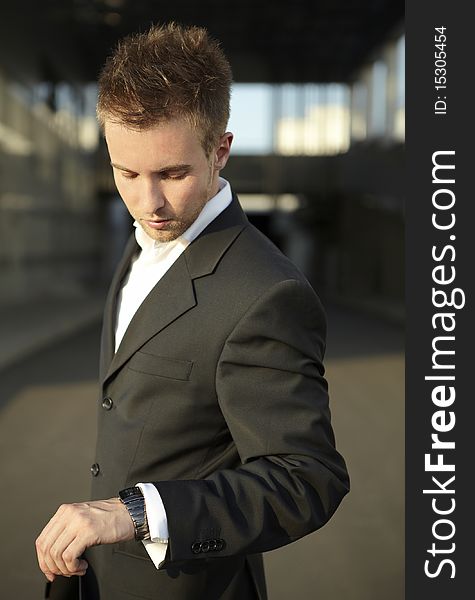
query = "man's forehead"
xmin=104 ymin=118 xmax=206 ymax=166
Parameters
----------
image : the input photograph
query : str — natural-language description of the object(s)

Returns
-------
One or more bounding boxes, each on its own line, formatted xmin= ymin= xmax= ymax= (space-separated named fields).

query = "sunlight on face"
xmin=105 ymin=119 xmax=227 ymax=242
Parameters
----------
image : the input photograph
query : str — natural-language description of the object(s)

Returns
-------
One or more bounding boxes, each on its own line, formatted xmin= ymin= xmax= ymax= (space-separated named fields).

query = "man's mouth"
xmin=144 ymin=219 xmax=171 ymax=230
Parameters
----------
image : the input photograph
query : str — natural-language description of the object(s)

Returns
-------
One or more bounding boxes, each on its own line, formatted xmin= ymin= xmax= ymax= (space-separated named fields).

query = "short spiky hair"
xmin=97 ymin=22 xmax=232 ymax=155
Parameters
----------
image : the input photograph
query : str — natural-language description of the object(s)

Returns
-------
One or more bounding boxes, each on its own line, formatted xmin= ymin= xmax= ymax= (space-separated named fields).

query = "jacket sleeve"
xmin=153 ymin=278 xmax=350 ymax=565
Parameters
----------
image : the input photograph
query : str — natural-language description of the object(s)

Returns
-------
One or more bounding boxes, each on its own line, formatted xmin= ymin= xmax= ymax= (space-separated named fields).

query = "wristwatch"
xmin=119 ymin=486 xmax=151 ymax=541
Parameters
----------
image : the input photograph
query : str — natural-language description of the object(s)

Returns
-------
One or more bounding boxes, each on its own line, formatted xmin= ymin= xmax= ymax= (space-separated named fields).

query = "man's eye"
xmin=163 ymin=172 xmax=187 ymax=180
xmin=122 ymin=172 xmax=138 ymax=179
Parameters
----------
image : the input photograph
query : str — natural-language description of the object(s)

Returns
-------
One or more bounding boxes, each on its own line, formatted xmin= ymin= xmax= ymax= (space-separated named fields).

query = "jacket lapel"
xmin=101 ymin=195 xmax=249 ymax=387
xmin=184 ymin=194 xmax=249 ymax=280
xmin=104 ymin=254 xmax=196 ymax=384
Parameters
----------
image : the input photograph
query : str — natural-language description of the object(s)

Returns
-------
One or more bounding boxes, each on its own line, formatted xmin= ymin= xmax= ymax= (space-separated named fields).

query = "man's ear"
xmin=214 ymin=132 xmax=233 ymax=171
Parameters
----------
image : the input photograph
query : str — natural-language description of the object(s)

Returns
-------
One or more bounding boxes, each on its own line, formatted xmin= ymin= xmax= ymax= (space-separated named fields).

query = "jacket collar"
xmin=101 ymin=194 xmax=248 ymax=386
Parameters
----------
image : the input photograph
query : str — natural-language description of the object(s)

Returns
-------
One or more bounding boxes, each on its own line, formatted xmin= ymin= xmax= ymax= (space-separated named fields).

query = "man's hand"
xmin=35 ymin=498 xmax=135 ymax=582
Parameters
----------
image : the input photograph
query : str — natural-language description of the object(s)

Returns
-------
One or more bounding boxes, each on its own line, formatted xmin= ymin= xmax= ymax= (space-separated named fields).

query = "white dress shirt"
xmin=114 ymin=177 xmax=232 ymax=567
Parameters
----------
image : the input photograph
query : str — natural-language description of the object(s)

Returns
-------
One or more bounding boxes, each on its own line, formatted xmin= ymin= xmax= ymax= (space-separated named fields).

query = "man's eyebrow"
xmin=110 ymin=162 xmax=136 ymax=173
xmin=110 ymin=162 xmax=192 ymax=174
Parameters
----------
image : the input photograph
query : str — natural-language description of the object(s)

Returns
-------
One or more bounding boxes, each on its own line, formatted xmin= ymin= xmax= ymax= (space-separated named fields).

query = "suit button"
xmin=90 ymin=463 xmax=100 ymax=477
xmin=208 ymin=539 xmax=217 ymax=551
xmin=215 ymin=538 xmax=225 ymax=551
xmin=102 ymin=397 xmax=113 ymax=410
xmin=201 ymin=541 xmax=210 ymax=553
xmin=191 ymin=542 xmax=202 ymax=554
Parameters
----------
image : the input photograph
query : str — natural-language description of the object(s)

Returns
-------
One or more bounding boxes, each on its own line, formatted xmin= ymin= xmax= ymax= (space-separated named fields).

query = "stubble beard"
xmin=141 ymin=208 xmax=203 ymax=243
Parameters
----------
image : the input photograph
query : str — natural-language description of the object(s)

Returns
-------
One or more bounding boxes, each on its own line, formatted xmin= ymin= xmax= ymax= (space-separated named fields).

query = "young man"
xmin=36 ymin=23 xmax=349 ymax=600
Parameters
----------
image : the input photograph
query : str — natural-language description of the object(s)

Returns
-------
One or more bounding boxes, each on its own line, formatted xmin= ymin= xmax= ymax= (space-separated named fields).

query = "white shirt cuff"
xmin=136 ymin=482 xmax=169 ymax=569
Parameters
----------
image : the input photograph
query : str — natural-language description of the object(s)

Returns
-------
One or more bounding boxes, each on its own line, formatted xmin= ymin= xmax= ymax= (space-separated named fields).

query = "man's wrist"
xmin=118 ymin=486 xmax=151 ymax=541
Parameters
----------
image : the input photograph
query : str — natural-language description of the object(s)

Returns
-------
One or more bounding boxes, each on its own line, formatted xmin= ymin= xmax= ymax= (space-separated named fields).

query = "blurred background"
xmin=0 ymin=1 xmax=404 ymax=598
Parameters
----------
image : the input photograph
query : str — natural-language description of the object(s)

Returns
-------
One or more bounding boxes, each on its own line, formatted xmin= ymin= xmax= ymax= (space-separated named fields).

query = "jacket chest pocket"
xmin=127 ymin=351 xmax=193 ymax=380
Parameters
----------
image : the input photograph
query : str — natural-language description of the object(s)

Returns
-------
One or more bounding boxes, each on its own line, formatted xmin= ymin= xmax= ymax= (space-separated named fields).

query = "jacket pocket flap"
xmin=127 ymin=351 xmax=193 ymax=380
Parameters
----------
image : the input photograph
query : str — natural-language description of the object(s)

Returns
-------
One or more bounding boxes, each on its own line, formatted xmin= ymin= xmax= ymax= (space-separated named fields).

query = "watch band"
xmin=119 ymin=486 xmax=151 ymax=541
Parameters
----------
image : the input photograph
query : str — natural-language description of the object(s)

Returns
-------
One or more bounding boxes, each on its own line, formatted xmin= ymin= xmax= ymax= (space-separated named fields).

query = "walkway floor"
xmin=0 ymin=305 xmax=404 ymax=600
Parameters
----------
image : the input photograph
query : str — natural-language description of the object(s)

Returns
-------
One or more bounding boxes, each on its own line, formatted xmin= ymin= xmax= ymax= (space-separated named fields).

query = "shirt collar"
xmin=133 ymin=177 xmax=232 ymax=253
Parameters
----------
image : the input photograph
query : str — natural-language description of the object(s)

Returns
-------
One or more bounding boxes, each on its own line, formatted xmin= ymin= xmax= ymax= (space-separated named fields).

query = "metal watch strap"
xmin=119 ymin=486 xmax=151 ymax=541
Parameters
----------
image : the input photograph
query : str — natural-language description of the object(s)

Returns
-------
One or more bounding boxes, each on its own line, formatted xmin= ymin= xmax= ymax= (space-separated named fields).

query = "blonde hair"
xmin=97 ymin=22 xmax=232 ymax=155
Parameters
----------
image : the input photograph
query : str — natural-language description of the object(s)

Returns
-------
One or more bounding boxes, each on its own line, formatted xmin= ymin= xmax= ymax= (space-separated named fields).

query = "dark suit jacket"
xmin=76 ymin=195 xmax=349 ymax=600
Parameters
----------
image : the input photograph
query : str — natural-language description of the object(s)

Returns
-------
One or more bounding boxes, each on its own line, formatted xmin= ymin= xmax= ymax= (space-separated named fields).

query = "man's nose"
xmin=142 ymin=178 xmax=166 ymax=212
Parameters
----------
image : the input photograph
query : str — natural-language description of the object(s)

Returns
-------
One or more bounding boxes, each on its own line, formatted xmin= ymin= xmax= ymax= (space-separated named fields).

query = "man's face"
xmin=105 ymin=118 xmax=232 ymax=242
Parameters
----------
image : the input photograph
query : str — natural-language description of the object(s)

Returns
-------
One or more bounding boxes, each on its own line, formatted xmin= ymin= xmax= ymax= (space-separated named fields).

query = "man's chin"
xmin=142 ymin=222 xmax=184 ymax=242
